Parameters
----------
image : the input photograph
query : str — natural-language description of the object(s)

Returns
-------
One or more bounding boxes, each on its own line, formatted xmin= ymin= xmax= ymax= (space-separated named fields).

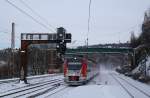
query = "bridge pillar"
xmin=20 ymin=40 xmax=29 ymax=83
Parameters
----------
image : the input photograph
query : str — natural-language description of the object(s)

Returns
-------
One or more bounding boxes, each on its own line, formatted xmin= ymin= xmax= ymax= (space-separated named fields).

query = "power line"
xmin=116 ymin=24 xmax=141 ymax=43
xmin=5 ymin=0 xmax=55 ymax=32
xmin=0 ymin=28 xmax=10 ymax=33
xmin=0 ymin=31 xmax=9 ymax=33
xmin=19 ymin=0 xmax=56 ymax=31
xmin=117 ymin=24 xmax=142 ymax=35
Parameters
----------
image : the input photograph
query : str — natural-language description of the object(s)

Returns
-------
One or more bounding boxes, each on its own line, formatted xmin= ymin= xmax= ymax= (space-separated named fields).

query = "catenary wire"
xmin=19 ymin=0 xmax=56 ymax=32
xmin=5 ymin=0 xmax=55 ymax=32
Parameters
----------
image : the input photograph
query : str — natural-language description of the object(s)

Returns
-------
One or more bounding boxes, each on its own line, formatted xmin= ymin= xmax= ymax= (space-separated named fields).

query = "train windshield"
xmin=68 ymin=62 xmax=82 ymax=70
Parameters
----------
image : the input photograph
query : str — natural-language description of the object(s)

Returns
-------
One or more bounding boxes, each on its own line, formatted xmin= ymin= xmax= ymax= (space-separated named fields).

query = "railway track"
xmin=0 ymin=79 xmax=64 ymax=98
xmin=110 ymin=73 xmax=134 ymax=98
xmin=0 ymin=73 xmax=62 ymax=84
xmin=115 ymin=74 xmax=150 ymax=98
xmin=1 ymin=79 xmax=61 ymax=94
xmin=110 ymin=73 xmax=150 ymax=98
xmin=36 ymin=86 xmax=69 ymax=98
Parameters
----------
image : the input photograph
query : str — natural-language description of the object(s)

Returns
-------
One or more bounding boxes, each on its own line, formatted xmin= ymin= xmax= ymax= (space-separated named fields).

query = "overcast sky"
xmin=0 ymin=0 xmax=149 ymax=48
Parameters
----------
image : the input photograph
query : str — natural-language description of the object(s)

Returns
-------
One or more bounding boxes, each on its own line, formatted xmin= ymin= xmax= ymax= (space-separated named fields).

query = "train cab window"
xmin=68 ymin=62 xmax=82 ymax=70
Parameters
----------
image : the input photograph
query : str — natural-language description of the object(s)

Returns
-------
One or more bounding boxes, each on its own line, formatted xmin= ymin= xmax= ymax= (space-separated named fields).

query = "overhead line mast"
xmin=87 ymin=0 xmax=92 ymax=47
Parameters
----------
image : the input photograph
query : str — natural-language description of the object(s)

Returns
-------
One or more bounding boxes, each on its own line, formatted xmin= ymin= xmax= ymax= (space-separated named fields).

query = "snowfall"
xmin=0 ymin=63 xmax=150 ymax=98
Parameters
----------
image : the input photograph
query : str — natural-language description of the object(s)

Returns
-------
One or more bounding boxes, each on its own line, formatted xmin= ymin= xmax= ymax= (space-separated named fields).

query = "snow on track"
xmin=43 ymin=64 xmax=131 ymax=98
xmin=111 ymin=72 xmax=150 ymax=98
xmin=1 ymin=63 xmax=150 ymax=98
xmin=36 ymin=85 xmax=69 ymax=98
xmin=0 ymin=74 xmax=63 ymax=94
xmin=16 ymin=81 xmax=63 ymax=98
xmin=52 ymin=64 xmax=150 ymax=98
xmin=60 ymin=84 xmax=132 ymax=98
xmin=0 ymin=79 xmax=63 ymax=98
xmin=117 ymin=73 xmax=150 ymax=94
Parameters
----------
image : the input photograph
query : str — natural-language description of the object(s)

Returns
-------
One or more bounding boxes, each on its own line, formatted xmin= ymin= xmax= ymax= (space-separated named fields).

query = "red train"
xmin=63 ymin=54 xmax=99 ymax=85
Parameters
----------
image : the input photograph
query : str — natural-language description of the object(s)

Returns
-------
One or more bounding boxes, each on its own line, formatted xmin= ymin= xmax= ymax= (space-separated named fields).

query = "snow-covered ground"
xmin=43 ymin=63 xmax=150 ymax=98
xmin=146 ymin=56 xmax=150 ymax=77
xmin=0 ymin=63 xmax=150 ymax=98
xmin=0 ymin=74 xmax=63 ymax=94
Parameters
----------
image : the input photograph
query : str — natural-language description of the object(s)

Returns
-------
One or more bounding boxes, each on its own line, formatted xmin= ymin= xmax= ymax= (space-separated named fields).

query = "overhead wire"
xmin=5 ymin=0 xmax=55 ymax=32
xmin=117 ymin=24 xmax=141 ymax=34
xmin=19 ymin=0 xmax=56 ymax=32
xmin=112 ymin=24 xmax=142 ymax=44
xmin=0 ymin=31 xmax=9 ymax=33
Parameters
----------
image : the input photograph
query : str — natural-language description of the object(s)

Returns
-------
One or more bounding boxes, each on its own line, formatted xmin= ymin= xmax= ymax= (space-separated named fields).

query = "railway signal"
xmin=56 ymin=27 xmax=71 ymax=56
xmin=20 ymin=27 xmax=71 ymax=83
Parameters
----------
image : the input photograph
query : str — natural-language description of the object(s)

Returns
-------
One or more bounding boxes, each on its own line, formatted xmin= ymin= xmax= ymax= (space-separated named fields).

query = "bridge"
xmin=66 ymin=47 xmax=133 ymax=54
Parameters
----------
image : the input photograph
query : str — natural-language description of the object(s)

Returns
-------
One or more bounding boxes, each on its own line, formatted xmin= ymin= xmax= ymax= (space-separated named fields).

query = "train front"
xmin=63 ymin=57 xmax=87 ymax=85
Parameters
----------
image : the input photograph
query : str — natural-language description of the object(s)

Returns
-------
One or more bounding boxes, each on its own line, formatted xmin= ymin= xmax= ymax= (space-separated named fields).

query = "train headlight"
xmin=81 ymin=76 xmax=86 ymax=80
